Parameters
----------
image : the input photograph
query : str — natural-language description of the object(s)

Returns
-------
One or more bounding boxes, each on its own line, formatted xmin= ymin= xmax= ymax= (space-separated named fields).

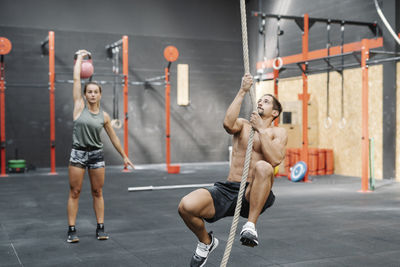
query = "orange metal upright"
xmin=122 ymin=36 xmax=130 ymax=172
xmin=360 ymin=39 xmax=370 ymax=192
xmin=0 ymin=55 xmax=7 ymax=177
xmin=298 ymin=14 xmax=310 ymax=182
xmin=48 ymin=31 xmax=57 ymax=175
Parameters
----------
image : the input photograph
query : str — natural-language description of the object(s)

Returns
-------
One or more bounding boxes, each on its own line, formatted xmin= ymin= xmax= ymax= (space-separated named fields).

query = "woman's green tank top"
xmin=72 ymin=106 xmax=104 ymax=149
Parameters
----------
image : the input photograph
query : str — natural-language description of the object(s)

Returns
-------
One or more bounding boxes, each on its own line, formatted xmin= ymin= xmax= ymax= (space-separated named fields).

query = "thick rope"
xmin=374 ymin=0 xmax=400 ymax=46
xmin=220 ymin=0 xmax=256 ymax=266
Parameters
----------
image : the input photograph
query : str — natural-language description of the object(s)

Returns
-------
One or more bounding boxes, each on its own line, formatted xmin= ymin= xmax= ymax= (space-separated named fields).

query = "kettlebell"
xmin=74 ymin=51 xmax=94 ymax=79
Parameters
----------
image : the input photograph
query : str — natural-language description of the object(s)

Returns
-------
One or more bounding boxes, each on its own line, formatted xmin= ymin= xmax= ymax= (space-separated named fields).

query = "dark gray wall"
xmin=0 ymin=0 xmax=398 ymax=171
xmin=0 ymin=0 xmax=241 ymax=41
xmin=0 ymin=0 xmax=246 ymax=167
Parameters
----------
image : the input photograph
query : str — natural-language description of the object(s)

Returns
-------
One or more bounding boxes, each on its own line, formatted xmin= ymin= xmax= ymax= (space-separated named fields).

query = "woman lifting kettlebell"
xmin=66 ymin=49 xmax=134 ymax=243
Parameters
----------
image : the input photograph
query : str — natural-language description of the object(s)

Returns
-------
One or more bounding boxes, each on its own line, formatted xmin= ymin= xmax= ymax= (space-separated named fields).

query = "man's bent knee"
xmin=178 ymin=190 xmax=214 ymax=219
xmin=254 ymin=161 xmax=274 ymax=179
xmin=178 ymin=195 xmax=196 ymax=217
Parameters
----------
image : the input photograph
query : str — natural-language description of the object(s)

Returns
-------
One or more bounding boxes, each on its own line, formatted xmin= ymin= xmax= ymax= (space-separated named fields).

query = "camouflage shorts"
xmin=69 ymin=148 xmax=105 ymax=169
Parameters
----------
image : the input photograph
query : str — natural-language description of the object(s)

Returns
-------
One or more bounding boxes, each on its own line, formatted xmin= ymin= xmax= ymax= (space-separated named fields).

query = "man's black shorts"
xmin=204 ymin=181 xmax=275 ymax=223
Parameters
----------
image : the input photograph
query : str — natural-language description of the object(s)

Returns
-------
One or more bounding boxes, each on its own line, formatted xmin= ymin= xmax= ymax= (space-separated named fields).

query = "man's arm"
xmin=250 ymin=111 xmax=288 ymax=166
xmin=257 ymin=127 xmax=287 ymax=167
xmin=223 ymin=73 xmax=253 ymax=134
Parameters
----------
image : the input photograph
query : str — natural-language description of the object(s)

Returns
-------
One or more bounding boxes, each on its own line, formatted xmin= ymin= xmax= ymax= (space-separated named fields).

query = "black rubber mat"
xmin=0 ymin=163 xmax=399 ymax=266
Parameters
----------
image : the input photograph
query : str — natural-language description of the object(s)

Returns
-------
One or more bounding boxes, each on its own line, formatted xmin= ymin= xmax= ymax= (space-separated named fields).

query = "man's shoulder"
xmin=272 ymin=126 xmax=288 ymax=135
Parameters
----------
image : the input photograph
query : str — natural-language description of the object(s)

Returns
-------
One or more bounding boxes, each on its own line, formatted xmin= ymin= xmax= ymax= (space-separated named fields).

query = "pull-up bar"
xmin=256 ymin=37 xmax=384 ymax=71
xmin=252 ymin=12 xmax=379 ymax=35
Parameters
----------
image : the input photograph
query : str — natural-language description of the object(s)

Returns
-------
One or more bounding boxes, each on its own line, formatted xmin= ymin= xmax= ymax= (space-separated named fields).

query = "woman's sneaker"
xmin=96 ymin=223 xmax=109 ymax=240
xmin=240 ymin=222 xmax=258 ymax=247
xmin=67 ymin=226 xmax=79 ymax=243
xmin=190 ymin=231 xmax=219 ymax=267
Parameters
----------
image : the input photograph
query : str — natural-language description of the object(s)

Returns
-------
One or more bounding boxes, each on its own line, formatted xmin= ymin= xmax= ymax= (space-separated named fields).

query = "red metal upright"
xmin=360 ymin=38 xmax=370 ymax=192
xmin=0 ymin=56 xmax=7 ymax=177
xmin=164 ymin=65 xmax=180 ymax=174
xmin=122 ymin=36 xmax=130 ymax=172
xmin=163 ymin=46 xmax=180 ymax=174
xmin=298 ymin=14 xmax=310 ymax=182
xmin=165 ymin=67 xmax=171 ymax=167
xmin=48 ymin=31 xmax=57 ymax=175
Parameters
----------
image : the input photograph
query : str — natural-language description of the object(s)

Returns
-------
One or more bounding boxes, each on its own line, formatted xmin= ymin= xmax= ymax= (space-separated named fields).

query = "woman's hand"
xmin=75 ymin=49 xmax=90 ymax=59
xmin=123 ymin=157 xmax=135 ymax=170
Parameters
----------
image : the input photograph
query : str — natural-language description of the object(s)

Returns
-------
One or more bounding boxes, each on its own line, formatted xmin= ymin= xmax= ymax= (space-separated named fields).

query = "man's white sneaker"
xmin=240 ymin=222 xmax=258 ymax=247
xmin=190 ymin=232 xmax=219 ymax=267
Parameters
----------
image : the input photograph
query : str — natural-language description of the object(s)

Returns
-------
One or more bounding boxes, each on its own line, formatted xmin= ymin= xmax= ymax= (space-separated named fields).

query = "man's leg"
xmin=241 ymin=160 xmax=274 ymax=246
xmin=178 ymin=189 xmax=215 ymax=244
xmin=246 ymin=160 xmax=274 ymax=224
xmin=179 ymin=188 xmax=220 ymax=266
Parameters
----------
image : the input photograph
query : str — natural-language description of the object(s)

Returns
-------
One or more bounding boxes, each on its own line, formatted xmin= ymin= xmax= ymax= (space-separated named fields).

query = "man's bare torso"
xmin=227 ymin=120 xmax=282 ymax=183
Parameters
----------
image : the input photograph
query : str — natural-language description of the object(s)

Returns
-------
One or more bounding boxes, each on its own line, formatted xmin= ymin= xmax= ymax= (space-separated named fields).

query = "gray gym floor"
xmin=1 ymin=162 xmax=399 ymax=267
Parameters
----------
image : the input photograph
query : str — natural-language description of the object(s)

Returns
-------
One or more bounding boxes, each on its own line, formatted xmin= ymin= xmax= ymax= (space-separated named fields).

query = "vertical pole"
xmin=360 ymin=38 xmax=370 ymax=192
xmin=298 ymin=14 xmax=310 ymax=182
xmin=165 ymin=66 xmax=171 ymax=169
xmin=0 ymin=55 xmax=7 ymax=177
xmin=49 ymin=31 xmax=57 ymax=175
xmin=122 ymin=36 xmax=130 ymax=172
xmin=273 ymin=68 xmax=279 ymax=127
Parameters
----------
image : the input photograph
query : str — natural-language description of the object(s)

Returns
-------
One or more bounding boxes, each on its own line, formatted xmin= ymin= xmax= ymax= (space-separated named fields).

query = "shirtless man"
xmin=178 ymin=73 xmax=288 ymax=267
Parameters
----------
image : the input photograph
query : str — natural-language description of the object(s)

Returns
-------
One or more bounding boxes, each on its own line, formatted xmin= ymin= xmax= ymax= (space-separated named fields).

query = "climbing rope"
xmin=220 ymin=0 xmax=256 ymax=266
xmin=374 ymin=0 xmax=400 ymax=46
